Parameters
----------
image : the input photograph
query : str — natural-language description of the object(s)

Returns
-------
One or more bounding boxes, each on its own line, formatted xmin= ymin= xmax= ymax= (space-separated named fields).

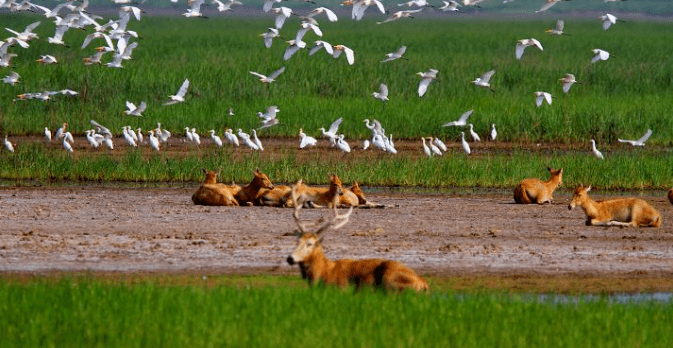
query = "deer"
xmin=568 ymin=185 xmax=662 ymax=228
xmin=234 ymin=169 xmax=275 ymax=206
xmin=191 ymin=169 xmax=241 ymax=206
xmin=285 ymin=174 xmax=347 ymax=209
xmin=513 ymin=167 xmax=563 ymax=204
xmin=668 ymin=188 xmax=673 ymax=205
xmin=286 ymin=180 xmax=430 ymax=292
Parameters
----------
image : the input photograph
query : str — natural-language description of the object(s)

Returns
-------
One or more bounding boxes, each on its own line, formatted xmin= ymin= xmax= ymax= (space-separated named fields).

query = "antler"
xmin=291 ymin=179 xmax=353 ymax=236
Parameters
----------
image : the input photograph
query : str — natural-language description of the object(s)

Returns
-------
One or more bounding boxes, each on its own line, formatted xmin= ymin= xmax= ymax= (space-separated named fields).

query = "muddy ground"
xmin=1 ymin=185 xmax=672 ymax=286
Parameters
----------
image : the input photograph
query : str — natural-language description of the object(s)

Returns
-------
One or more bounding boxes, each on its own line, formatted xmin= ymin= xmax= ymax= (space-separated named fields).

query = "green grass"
xmin=1 ymin=278 xmax=672 ymax=347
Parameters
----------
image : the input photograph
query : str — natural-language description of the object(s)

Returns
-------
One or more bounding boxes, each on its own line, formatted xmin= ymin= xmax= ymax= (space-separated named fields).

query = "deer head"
xmin=252 ymin=168 xmax=274 ymax=190
xmin=568 ymin=184 xmax=591 ymax=210
xmin=287 ymin=179 xmax=353 ymax=265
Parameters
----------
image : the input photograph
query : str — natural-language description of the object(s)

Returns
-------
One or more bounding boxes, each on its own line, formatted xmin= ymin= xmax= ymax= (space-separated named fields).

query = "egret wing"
xmin=328 ymin=117 xmax=343 ymax=135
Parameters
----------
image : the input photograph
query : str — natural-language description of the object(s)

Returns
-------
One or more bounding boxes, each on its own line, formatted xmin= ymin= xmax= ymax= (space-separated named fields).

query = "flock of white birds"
xmin=0 ymin=0 xmax=648 ymax=160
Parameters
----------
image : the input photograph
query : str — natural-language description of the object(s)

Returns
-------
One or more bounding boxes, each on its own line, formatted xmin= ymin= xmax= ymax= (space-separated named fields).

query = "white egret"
xmin=468 ymin=124 xmax=481 ymax=142
xmin=427 ymin=137 xmax=442 ymax=156
xmin=123 ymin=127 xmax=137 ymax=147
xmin=163 ymin=78 xmax=190 ymax=105
xmin=191 ymin=128 xmax=201 ymax=146
xmin=545 ymin=19 xmax=567 ymax=36
xmin=618 ymin=129 xmax=652 ymax=147
xmin=4 ymin=135 xmax=14 ymax=153
xmin=62 ymin=134 xmax=74 ymax=153
xmin=44 ymin=127 xmax=52 ymax=142
xmin=377 ymin=9 xmax=422 ymax=25
xmin=460 ymin=132 xmax=471 ymax=155
xmin=372 ymin=83 xmax=389 ymax=102
xmin=490 ymin=124 xmax=497 ymax=141
xmin=269 ymin=6 xmax=294 ymax=29
xmin=306 ymin=7 xmax=338 ymax=22
xmin=352 ymin=0 xmax=386 ymax=21
xmin=600 ymin=13 xmax=622 ymax=31
xmin=224 ymin=129 xmax=239 ymax=147
xmin=417 ymin=68 xmax=438 ymax=97
xmin=299 ymin=128 xmax=317 ymax=149
xmin=137 ymin=128 xmax=143 ymax=144
xmin=380 ymin=46 xmax=408 ymax=63
xmin=472 ymin=70 xmax=495 ymax=92
xmin=422 ymin=137 xmax=432 ymax=157
xmin=535 ymin=0 xmax=570 ymax=13
xmin=182 ymin=0 xmax=208 ymax=18
xmin=103 ymin=136 xmax=114 ymax=150
xmin=439 ymin=1 xmax=461 ymax=11
xmin=283 ymin=39 xmax=306 ymax=60
xmin=319 ymin=117 xmax=343 ymax=146
xmin=54 ymin=123 xmax=67 ymax=140
xmin=213 ymin=0 xmax=242 ymax=12
xmin=228 ymin=107 xmax=235 ymax=116
xmin=124 ymin=101 xmax=146 ymax=116
xmin=591 ymin=49 xmax=610 ymax=63
xmin=5 ymin=22 xmax=41 ymax=42
xmin=263 ymin=0 xmax=283 ymax=12
xmin=332 ymin=45 xmax=355 ymax=65
xmin=86 ymin=130 xmax=101 ymax=148
xmin=81 ymin=32 xmax=114 ymax=50
xmin=372 ymin=134 xmax=386 ymax=151
xmin=433 ymin=137 xmax=447 ymax=152
xmin=534 ymin=91 xmax=553 ymax=107
xmin=209 ymin=130 xmax=223 ymax=148
xmin=252 ymin=129 xmax=264 ymax=151
xmin=249 ymin=66 xmax=285 ymax=84
xmin=308 ymin=40 xmax=333 ymax=56
xmin=148 ymin=130 xmax=160 ymax=152
xmin=363 ymin=119 xmax=385 ymax=137
xmin=90 ymin=120 xmax=111 ymax=138
xmin=0 ymin=54 xmax=18 ymax=68
xmin=590 ymin=139 xmax=604 ymax=160
xmin=515 ymin=38 xmax=543 ymax=60
xmin=36 ymin=55 xmax=58 ymax=65
xmin=238 ymin=129 xmax=259 ymax=150
xmin=47 ymin=24 xmax=70 ymax=46
xmin=2 ymin=71 xmax=20 ymax=85
xmin=559 ymin=74 xmax=580 ymax=93
xmin=63 ymin=131 xmax=75 ymax=144
xmin=296 ymin=20 xmax=323 ymax=42
xmin=336 ymin=134 xmax=351 ymax=154
xmin=442 ymin=109 xmax=474 ymax=127
xmin=384 ymin=135 xmax=397 ymax=154
xmin=259 ymin=28 xmax=283 ymax=48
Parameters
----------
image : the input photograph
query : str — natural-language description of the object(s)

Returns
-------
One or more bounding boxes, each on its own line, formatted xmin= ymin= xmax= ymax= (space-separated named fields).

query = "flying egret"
xmin=36 ymin=55 xmax=58 ymax=65
xmin=534 ymin=91 xmax=553 ymax=107
xmin=352 ymin=0 xmax=386 ymax=21
xmin=249 ymin=66 xmax=285 ymax=84
xmin=460 ymin=132 xmax=471 ymax=155
xmin=427 ymin=137 xmax=442 ymax=156
xmin=263 ymin=0 xmax=283 ymax=12
xmin=163 ymin=78 xmax=190 ymax=105
xmin=259 ymin=28 xmax=283 ymax=48
xmin=618 ymin=129 xmax=652 ymax=147
xmin=308 ymin=40 xmax=334 ymax=56
xmin=515 ymin=38 xmax=543 ymax=60
xmin=600 ymin=13 xmax=622 ymax=31
xmin=148 ymin=130 xmax=160 ymax=152
xmin=535 ymin=0 xmax=571 ymax=13
xmin=182 ymin=0 xmax=208 ymax=18
xmin=336 ymin=134 xmax=351 ymax=154
xmin=0 ymin=53 xmax=18 ymax=68
xmin=590 ymin=139 xmax=604 ymax=160
xmin=417 ymin=68 xmax=438 ymax=97
xmin=472 ymin=70 xmax=495 ymax=92
xmin=433 ymin=137 xmax=447 ymax=152
xmin=307 ymin=7 xmax=338 ymax=21
xmin=559 ymin=74 xmax=580 ymax=93
xmin=422 ymin=137 xmax=432 ymax=157
xmin=377 ymin=9 xmax=422 ymax=25
xmin=209 ymin=130 xmax=223 ymax=148
xmin=468 ymin=124 xmax=481 ymax=142
xmin=2 ymin=71 xmax=20 ymax=85
xmin=439 ymin=1 xmax=461 ymax=11
xmin=90 ymin=120 xmax=112 ymax=138
xmin=213 ymin=0 xmax=243 ymax=12
xmin=270 ymin=6 xmax=294 ymax=29
xmin=332 ymin=45 xmax=355 ymax=65
xmin=124 ymin=101 xmax=146 ymax=116
xmin=4 ymin=135 xmax=14 ymax=153
xmin=44 ymin=127 xmax=52 ymax=142
xmin=319 ymin=117 xmax=343 ymax=146
xmin=299 ymin=128 xmax=317 ymax=149
xmin=490 ymin=124 xmax=497 ymax=141
xmin=398 ymin=0 xmax=433 ymax=7
xmin=545 ymin=19 xmax=567 ymax=36
xmin=47 ymin=24 xmax=70 ymax=46
xmin=443 ymin=109 xmax=474 ymax=127
xmin=372 ymin=83 xmax=389 ymax=102
xmin=591 ymin=49 xmax=610 ymax=63
xmin=380 ymin=46 xmax=408 ymax=63
xmin=5 ymin=21 xmax=41 ymax=42
xmin=296 ymin=20 xmax=323 ymax=42
xmin=283 ymin=39 xmax=306 ymax=60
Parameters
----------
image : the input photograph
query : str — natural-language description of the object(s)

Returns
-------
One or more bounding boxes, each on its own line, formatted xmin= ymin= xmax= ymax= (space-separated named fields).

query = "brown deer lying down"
xmin=257 ymin=181 xmax=369 ymax=208
xmin=513 ymin=167 xmax=563 ymax=204
xmin=192 ymin=169 xmax=240 ymax=206
xmin=234 ymin=169 xmax=275 ymax=206
xmin=669 ymin=188 xmax=673 ymax=205
xmin=568 ymin=185 xmax=662 ymax=228
xmin=286 ymin=180 xmax=429 ymax=292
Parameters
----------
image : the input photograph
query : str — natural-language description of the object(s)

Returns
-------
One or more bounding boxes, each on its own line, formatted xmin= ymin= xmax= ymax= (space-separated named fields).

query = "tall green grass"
xmin=1 ymin=279 xmax=672 ymax=347
xmin=1 ymin=16 xmax=673 ymax=144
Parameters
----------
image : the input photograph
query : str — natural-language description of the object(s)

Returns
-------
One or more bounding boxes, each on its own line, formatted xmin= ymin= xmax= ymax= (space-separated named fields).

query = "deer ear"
xmin=586 ymin=185 xmax=592 ymax=192
xmin=256 ymin=167 xmax=261 ymax=174
xmin=547 ymin=166 xmax=552 ymax=172
xmin=201 ymin=168 xmax=207 ymax=174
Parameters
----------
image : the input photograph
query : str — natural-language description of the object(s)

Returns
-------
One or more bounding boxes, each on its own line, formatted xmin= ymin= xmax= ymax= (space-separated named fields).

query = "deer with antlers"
xmin=286 ymin=180 xmax=429 ymax=292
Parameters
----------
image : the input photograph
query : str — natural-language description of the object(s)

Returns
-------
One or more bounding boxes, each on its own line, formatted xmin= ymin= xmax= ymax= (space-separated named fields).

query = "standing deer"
xmin=568 ymin=185 xmax=662 ymax=228
xmin=286 ymin=180 xmax=429 ymax=292
xmin=513 ymin=167 xmax=563 ymax=204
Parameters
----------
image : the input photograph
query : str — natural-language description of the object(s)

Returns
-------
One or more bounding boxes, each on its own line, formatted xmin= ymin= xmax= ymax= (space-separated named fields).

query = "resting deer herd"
xmin=192 ymin=167 xmax=670 ymax=292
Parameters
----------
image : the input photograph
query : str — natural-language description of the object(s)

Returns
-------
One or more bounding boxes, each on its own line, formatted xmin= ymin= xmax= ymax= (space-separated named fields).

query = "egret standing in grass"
xmin=460 ymin=132 xmax=471 ymax=155
xmin=299 ymin=128 xmax=317 ymax=149
xmin=590 ymin=139 xmax=604 ymax=160
xmin=4 ymin=135 xmax=14 ymax=153
xmin=490 ymin=124 xmax=497 ymax=141
xmin=468 ymin=124 xmax=481 ymax=142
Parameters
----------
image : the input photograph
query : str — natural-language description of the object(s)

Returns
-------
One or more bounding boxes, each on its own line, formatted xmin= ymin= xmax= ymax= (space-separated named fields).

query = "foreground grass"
xmin=1 ymin=143 xmax=671 ymax=190
xmin=1 ymin=277 xmax=672 ymax=347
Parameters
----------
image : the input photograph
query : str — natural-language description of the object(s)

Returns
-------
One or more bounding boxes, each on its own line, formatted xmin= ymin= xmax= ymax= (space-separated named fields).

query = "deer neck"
xmin=546 ymin=175 xmax=561 ymax=189
xmin=578 ymin=195 xmax=598 ymax=217
xmin=238 ymin=179 xmax=262 ymax=201
xmin=299 ymin=246 xmax=334 ymax=283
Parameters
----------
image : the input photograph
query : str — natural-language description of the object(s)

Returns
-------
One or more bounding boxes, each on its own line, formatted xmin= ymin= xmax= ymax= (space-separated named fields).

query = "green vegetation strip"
xmin=1 ymin=144 xmax=671 ymax=190
xmin=1 ymin=276 xmax=672 ymax=347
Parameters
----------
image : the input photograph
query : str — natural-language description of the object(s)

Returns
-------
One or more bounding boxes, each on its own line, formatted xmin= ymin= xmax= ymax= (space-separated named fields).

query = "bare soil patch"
xmin=1 ymin=185 xmax=672 ymax=290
